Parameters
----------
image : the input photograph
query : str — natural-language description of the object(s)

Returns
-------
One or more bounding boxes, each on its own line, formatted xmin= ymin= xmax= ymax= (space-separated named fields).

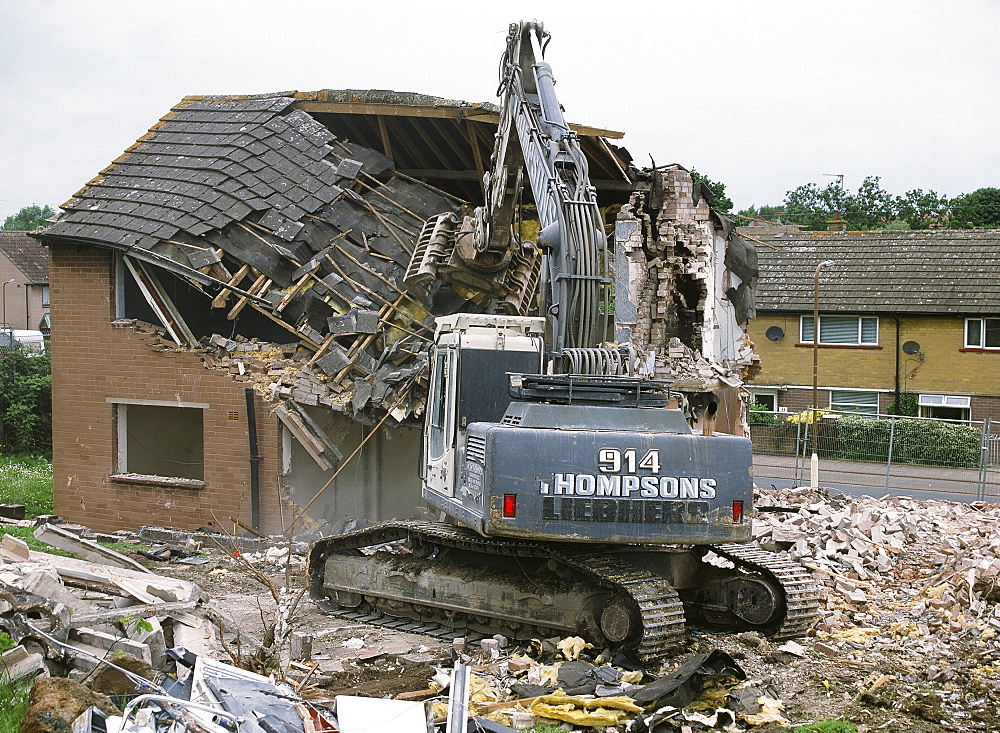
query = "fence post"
xmin=795 ymin=419 xmax=806 ymax=486
xmin=978 ymin=417 xmax=992 ymax=502
xmin=885 ymin=416 xmax=896 ymax=493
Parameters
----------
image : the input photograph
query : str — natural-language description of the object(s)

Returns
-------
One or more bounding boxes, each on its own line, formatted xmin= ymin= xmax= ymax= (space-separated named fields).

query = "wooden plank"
xmin=228 ymin=274 xmax=269 ymax=320
xmin=376 ymin=115 xmax=393 ymax=160
xmin=212 ymin=263 xmax=251 ymax=308
xmin=291 ymin=100 xmax=626 ymax=138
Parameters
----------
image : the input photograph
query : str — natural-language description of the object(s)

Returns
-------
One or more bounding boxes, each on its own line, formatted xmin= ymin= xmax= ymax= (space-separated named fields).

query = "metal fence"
xmin=749 ymin=410 xmax=1000 ymax=501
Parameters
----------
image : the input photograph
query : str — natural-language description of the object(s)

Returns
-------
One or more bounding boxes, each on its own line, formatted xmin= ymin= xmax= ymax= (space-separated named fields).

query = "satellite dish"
xmin=765 ymin=326 xmax=785 ymax=341
xmin=902 ymin=341 xmax=921 ymax=355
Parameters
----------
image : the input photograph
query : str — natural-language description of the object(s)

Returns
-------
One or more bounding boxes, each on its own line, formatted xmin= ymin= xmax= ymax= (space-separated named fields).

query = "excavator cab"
xmin=420 ymin=314 xmax=545 ymax=518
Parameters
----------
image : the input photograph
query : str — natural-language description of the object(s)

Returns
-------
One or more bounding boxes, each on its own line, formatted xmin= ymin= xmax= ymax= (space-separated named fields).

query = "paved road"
xmin=753 ymin=453 xmax=1000 ymax=504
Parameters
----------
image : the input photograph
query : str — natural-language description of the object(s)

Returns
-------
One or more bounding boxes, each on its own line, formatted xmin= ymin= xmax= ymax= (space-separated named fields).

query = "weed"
xmin=0 ymin=455 xmax=53 ymax=518
xmin=524 ymin=725 xmax=563 ymax=733
xmin=792 ymin=721 xmax=859 ymax=733
xmin=0 ymin=675 xmax=32 ymax=733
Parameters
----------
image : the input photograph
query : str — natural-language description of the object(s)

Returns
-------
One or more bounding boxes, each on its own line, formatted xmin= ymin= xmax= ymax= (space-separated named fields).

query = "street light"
xmin=811 ymin=260 xmax=836 ymax=488
xmin=1 ymin=278 xmax=15 ymax=331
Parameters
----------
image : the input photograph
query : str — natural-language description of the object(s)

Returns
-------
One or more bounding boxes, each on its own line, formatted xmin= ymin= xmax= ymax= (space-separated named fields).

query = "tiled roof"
xmin=0 ymin=231 xmax=49 ymax=283
xmin=47 ymin=93 xmax=347 ymax=252
xmin=747 ymin=229 xmax=1000 ymax=315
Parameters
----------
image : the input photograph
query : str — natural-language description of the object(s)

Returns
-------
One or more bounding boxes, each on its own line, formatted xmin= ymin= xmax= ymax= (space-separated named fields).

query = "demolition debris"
xmin=4 ymin=486 xmax=1000 ymax=731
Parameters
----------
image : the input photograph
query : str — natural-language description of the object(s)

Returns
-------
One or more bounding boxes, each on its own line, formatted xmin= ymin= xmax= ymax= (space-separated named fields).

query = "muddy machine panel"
xmin=460 ymin=416 xmax=752 ymax=543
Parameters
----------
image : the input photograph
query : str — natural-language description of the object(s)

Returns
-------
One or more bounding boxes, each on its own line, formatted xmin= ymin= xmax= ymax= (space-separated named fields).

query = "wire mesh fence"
xmin=749 ymin=410 xmax=1000 ymax=501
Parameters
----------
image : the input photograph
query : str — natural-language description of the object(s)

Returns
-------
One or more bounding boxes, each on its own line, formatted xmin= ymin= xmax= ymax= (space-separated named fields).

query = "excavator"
xmin=309 ymin=21 xmax=819 ymax=662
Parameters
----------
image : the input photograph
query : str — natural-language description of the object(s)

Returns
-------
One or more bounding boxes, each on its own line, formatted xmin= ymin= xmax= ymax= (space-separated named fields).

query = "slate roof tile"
xmin=749 ymin=229 xmax=1000 ymax=316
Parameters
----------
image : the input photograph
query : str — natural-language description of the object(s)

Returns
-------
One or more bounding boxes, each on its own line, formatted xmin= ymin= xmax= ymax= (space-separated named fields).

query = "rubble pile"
xmin=752 ymin=487 xmax=1000 ymax=724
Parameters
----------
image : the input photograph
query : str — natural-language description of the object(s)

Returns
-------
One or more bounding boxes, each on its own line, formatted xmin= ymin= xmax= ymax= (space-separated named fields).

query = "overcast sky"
xmin=2 ymin=0 xmax=998 ymax=223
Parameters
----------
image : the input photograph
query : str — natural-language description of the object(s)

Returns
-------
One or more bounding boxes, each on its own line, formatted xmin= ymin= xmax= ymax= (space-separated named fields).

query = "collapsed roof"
xmin=38 ymin=91 xmax=635 ymax=450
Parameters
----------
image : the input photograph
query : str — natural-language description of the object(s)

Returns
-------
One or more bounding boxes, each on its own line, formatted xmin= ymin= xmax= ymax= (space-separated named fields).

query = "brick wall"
xmin=49 ymin=243 xmax=285 ymax=534
xmin=749 ymin=313 xmax=1000 ymax=400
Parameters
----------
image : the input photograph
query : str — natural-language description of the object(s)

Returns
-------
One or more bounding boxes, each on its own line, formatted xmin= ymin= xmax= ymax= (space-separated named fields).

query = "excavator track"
xmin=309 ymin=522 xmax=821 ymax=661
xmin=309 ymin=520 xmax=686 ymax=662
xmin=707 ymin=543 xmax=822 ymax=639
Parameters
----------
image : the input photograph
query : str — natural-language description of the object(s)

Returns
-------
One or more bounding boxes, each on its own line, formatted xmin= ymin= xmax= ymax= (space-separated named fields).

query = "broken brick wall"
xmin=49 ymin=243 xmax=285 ymax=534
xmin=614 ymin=167 xmax=758 ymax=436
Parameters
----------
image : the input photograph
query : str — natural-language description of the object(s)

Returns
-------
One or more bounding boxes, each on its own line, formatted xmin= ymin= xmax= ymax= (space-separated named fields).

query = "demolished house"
xmin=35 ymin=89 xmax=757 ymax=535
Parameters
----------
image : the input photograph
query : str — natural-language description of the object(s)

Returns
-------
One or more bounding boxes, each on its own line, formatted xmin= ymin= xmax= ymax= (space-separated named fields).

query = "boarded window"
xmin=117 ymin=404 xmax=204 ymax=481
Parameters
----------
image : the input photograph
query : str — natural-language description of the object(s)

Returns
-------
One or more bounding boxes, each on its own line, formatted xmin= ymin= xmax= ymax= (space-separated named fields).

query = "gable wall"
xmin=49 ymin=243 xmax=286 ymax=534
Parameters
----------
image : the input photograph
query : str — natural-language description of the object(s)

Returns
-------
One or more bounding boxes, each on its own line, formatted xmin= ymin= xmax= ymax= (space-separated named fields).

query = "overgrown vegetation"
xmin=0 ymin=455 xmax=53 ymax=517
xmin=0 ymin=675 xmax=32 ymax=733
xmin=0 ymin=348 xmax=52 ymax=455
xmin=887 ymin=391 xmax=919 ymax=417
xmin=0 ymin=630 xmax=32 ymax=733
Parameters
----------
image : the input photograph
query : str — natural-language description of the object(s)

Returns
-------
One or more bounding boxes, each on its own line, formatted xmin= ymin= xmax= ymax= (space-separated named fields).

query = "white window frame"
xmin=800 ymin=315 xmax=879 ymax=345
xmin=41 ymin=285 xmax=50 ymax=307
xmin=829 ymin=389 xmax=879 ymax=415
xmin=748 ymin=390 xmax=778 ymax=411
xmin=965 ymin=318 xmax=1000 ymax=349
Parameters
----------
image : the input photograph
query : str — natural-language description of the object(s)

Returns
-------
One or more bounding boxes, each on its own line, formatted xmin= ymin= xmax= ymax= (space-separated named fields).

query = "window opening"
xmin=117 ymin=404 xmax=205 ymax=481
xmin=829 ymin=390 xmax=879 ymax=415
xmin=966 ymin=318 xmax=1000 ymax=349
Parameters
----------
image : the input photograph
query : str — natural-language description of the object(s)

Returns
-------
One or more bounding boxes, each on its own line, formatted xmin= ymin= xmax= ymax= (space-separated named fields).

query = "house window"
xmin=115 ymin=402 xmax=205 ymax=482
xmin=918 ymin=394 xmax=971 ymax=422
xmin=965 ymin=318 xmax=1000 ymax=349
xmin=41 ymin=285 xmax=50 ymax=307
xmin=801 ymin=316 xmax=878 ymax=345
xmin=748 ymin=391 xmax=777 ymax=411
xmin=829 ymin=390 xmax=879 ymax=415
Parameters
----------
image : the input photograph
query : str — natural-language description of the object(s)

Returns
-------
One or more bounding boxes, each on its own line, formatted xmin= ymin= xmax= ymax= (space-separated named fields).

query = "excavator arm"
xmin=406 ymin=21 xmax=616 ymax=368
xmin=483 ymin=21 xmax=609 ymax=358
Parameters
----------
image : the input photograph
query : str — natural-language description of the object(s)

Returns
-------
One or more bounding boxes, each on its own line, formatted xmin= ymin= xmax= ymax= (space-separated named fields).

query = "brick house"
xmin=35 ymin=90 xmax=755 ymax=536
xmin=32 ymin=91 xmax=634 ymax=535
xmin=0 ymin=230 xmax=50 ymax=334
xmin=744 ymin=227 xmax=1000 ymax=422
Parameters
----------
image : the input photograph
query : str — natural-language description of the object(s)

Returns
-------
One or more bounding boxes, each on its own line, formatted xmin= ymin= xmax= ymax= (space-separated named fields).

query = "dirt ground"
xmin=143 ymin=539 xmax=1000 ymax=733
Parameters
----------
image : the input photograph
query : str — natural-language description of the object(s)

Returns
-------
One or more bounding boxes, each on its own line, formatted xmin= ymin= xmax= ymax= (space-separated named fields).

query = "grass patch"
xmin=793 ymin=721 xmax=859 ymax=733
xmin=0 ymin=454 xmax=53 ymax=518
xmin=0 ymin=526 xmax=74 ymax=557
xmin=0 ymin=675 xmax=32 ymax=733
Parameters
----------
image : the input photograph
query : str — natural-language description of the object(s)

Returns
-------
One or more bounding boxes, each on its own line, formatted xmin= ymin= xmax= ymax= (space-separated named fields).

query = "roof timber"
xmin=293 ymin=99 xmax=625 ymax=140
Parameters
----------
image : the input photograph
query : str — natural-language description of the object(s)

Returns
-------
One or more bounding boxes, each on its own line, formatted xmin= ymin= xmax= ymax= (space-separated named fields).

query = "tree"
xmin=893 ymin=189 xmax=950 ymax=229
xmin=781 ymin=181 xmax=844 ymax=230
xmin=781 ymin=176 xmax=895 ymax=231
xmin=689 ymin=169 xmax=734 ymax=213
xmin=735 ymin=204 xmax=785 ymax=225
xmin=948 ymin=187 xmax=1000 ymax=229
xmin=0 ymin=347 xmax=51 ymax=454
xmin=845 ymin=176 xmax=895 ymax=230
xmin=3 ymin=205 xmax=55 ymax=231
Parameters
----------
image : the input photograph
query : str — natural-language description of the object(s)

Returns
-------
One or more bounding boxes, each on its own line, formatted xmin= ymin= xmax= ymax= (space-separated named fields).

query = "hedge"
xmin=835 ymin=414 xmax=980 ymax=468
